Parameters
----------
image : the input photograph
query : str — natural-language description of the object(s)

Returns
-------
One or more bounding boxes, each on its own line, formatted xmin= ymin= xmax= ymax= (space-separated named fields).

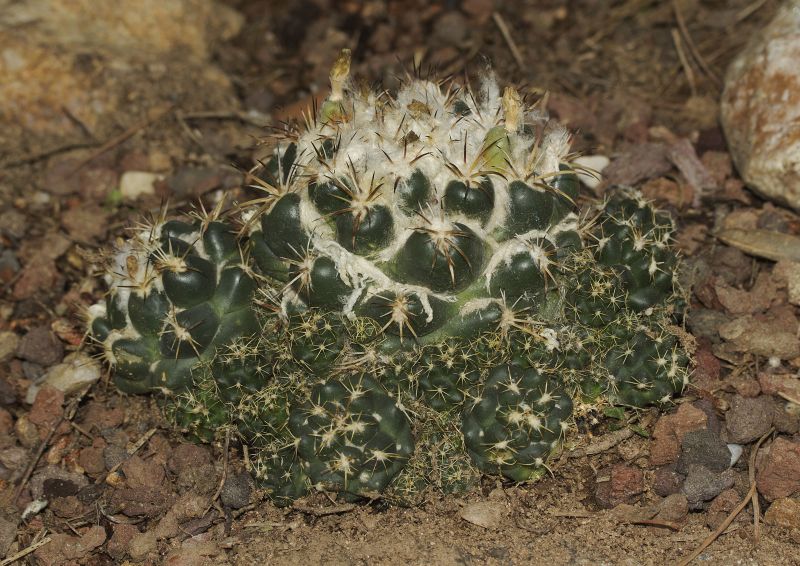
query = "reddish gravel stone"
xmin=62 ymin=204 xmax=110 ymax=242
xmin=649 ymin=404 xmax=708 ymax=466
xmin=728 ymin=373 xmax=761 ymax=398
xmin=772 ymin=400 xmax=800 ymax=434
xmin=16 ymin=326 xmax=63 ymax=366
xmin=757 ymin=437 xmax=800 ymax=501
xmin=717 ymin=307 xmax=800 ymax=360
xmin=78 ymin=446 xmax=106 ymax=476
xmin=461 ymin=0 xmax=493 ymax=24
xmin=706 ymin=488 xmax=741 ymax=529
xmin=726 ymin=395 xmax=774 ymax=443
xmin=691 ymin=347 xmax=722 ymax=392
xmin=145 ymin=433 xmax=172 ymax=468
xmin=595 ymin=464 xmax=645 ymax=509
xmin=122 ymin=455 xmax=166 ymax=490
xmin=108 ymin=523 xmax=139 ymax=560
xmin=0 ymin=407 xmax=12 ymax=436
xmin=168 ymin=443 xmax=213 ymax=475
xmin=28 ymin=385 xmax=64 ymax=437
xmin=758 ymin=372 xmax=800 ymax=400
xmin=652 ymin=465 xmax=685 ymax=497
xmin=700 ymin=151 xmax=733 ymax=186
xmin=764 ymin=498 xmax=800 ymax=529
xmin=33 ymin=525 xmax=106 ymax=566
xmin=12 ymin=233 xmax=71 ymax=300
xmin=655 ymin=493 xmax=689 ymax=523
xmin=80 ymin=403 xmax=125 ymax=430
xmin=50 ymin=495 xmax=87 ymax=519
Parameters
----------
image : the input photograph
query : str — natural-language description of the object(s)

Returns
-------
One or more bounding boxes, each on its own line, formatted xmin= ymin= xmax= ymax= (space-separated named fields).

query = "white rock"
xmin=41 ymin=352 xmax=101 ymax=396
xmin=721 ymin=0 xmax=800 ymax=211
xmin=119 ymin=171 xmax=162 ymax=200
xmin=573 ymin=155 xmax=610 ymax=189
xmin=0 ymin=0 xmax=242 ymax=158
xmin=727 ymin=443 xmax=744 ymax=467
xmin=21 ymin=499 xmax=48 ymax=520
xmin=459 ymin=500 xmax=506 ymax=529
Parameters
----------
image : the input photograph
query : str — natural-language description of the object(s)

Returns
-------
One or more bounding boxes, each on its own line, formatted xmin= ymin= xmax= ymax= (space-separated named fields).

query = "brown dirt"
xmin=2 ymin=0 xmax=799 ymax=564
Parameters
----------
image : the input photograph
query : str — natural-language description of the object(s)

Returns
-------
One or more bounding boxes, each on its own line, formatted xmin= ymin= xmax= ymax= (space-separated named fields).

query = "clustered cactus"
xmin=88 ymin=50 xmax=689 ymax=504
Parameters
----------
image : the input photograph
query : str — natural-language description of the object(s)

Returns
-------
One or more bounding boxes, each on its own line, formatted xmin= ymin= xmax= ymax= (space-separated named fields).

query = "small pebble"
xmin=682 ymin=464 xmax=736 ymax=509
xmin=220 ymin=472 xmax=252 ymax=509
xmin=16 ymin=327 xmax=63 ymax=367
xmin=727 ymin=444 xmax=744 ymax=467
xmin=676 ymin=429 xmax=731 ymax=474
xmin=119 ymin=171 xmax=162 ymax=200
xmin=573 ymin=155 xmax=610 ymax=189
xmin=41 ymin=353 xmax=101 ymax=396
xmin=460 ymin=500 xmax=506 ymax=529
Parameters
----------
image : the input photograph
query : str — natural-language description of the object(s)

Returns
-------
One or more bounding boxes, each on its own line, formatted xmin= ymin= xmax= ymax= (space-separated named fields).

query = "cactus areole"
xmin=88 ymin=50 xmax=689 ymax=504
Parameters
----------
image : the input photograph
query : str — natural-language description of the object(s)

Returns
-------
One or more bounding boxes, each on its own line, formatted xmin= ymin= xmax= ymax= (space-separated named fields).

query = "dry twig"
xmin=553 ymin=510 xmax=681 ymax=531
xmin=736 ymin=0 xmax=770 ymax=23
xmin=67 ymin=104 xmax=174 ymax=175
xmin=104 ymin=427 xmax=158 ymax=481
xmin=777 ymin=391 xmax=800 ymax=405
xmin=0 ymin=143 xmax=97 ymax=170
xmin=291 ymin=502 xmax=357 ymax=517
xmin=552 ymin=510 xmax=594 ymax=518
xmin=492 ymin=12 xmax=525 ymax=70
xmin=208 ymin=427 xmax=232 ymax=516
xmin=672 ymin=0 xmax=721 ymax=88
xmin=627 ymin=518 xmax=682 ymax=531
xmin=671 ymin=28 xmax=697 ymax=96
xmin=178 ymin=110 xmax=270 ymax=129
xmin=0 ymin=533 xmax=51 ymax=566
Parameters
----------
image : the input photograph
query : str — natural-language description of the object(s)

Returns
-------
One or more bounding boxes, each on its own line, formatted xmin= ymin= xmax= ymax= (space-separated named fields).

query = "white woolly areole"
xmin=260 ymin=72 xmax=576 ymax=320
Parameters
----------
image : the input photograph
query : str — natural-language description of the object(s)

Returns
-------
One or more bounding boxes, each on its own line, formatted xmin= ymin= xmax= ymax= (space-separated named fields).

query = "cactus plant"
xmin=87 ymin=202 xmax=259 ymax=393
xmin=89 ymin=50 xmax=690 ymax=504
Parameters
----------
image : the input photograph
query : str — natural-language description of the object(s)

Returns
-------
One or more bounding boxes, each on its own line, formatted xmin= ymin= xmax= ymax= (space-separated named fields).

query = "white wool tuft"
xmin=259 ymin=69 xmax=576 ymax=318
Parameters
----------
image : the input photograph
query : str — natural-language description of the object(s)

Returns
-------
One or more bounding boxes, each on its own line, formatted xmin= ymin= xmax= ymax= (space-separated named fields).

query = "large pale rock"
xmin=0 ymin=0 xmax=242 ymax=60
xmin=41 ymin=353 xmax=102 ymax=396
xmin=0 ymin=0 xmax=242 ymax=159
xmin=721 ymin=0 xmax=800 ymax=211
